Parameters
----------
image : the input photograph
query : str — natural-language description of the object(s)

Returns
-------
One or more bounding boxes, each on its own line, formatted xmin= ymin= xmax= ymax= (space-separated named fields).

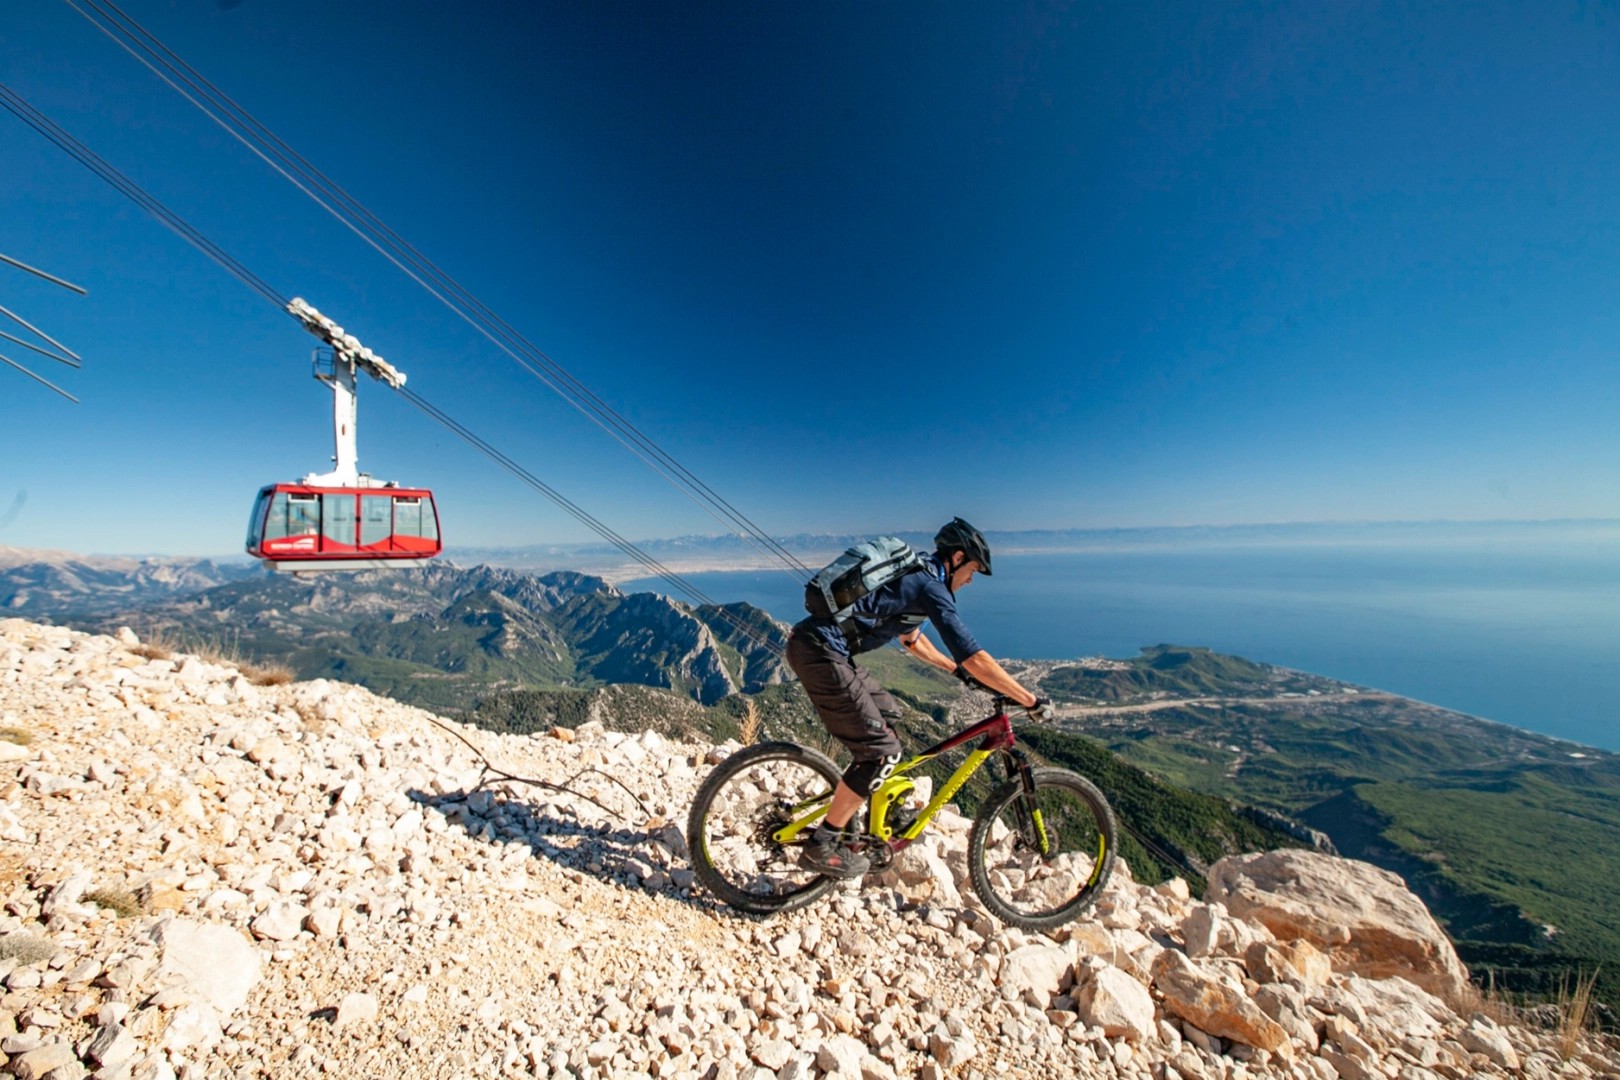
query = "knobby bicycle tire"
xmin=967 ymin=767 xmax=1117 ymax=931
xmin=686 ymin=741 xmax=843 ymax=915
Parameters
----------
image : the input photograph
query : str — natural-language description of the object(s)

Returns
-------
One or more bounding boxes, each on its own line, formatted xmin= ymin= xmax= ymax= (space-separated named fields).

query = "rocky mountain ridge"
xmin=2 ymin=618 xmax=1615 ymax=1080
xmin=0 ymin=550 xmax=258 ymax=619
xmin=10 ymin=560 xmax=793 ymax=711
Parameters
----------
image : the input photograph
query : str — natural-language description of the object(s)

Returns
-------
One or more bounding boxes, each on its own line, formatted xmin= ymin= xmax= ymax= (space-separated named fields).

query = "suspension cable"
xmin=0 ymin=78 xmax=786 ymax=658
xmin=398 ymin=387 xmax=785 ymax=655
xmin=0 ymin=82 xmax=287 ymax=310
xmin=63 ymin=0 xmax=815 ymax=584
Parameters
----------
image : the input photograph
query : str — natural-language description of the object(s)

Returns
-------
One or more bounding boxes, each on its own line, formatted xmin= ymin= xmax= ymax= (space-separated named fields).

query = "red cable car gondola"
xmin=246 ymin=299 xmax=443 ymax=572
xmin=245 ymin=482 xmax=441 ymax=567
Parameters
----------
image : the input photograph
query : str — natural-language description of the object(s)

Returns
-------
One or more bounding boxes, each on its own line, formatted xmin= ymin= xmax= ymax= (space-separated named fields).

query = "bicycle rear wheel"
xmin=967 ymin=767 xmax=1116 ymax=931
xmin=686 ymin=741 xmax=843 ymax=915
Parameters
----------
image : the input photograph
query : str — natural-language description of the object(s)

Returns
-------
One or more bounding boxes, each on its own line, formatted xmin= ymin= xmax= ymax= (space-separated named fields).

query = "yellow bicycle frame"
xmin=770 ymin=709 xmax=1021 ymax=850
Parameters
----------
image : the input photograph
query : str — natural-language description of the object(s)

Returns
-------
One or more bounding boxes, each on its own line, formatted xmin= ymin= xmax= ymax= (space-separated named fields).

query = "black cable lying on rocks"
xmin=420 ymin=714 xmax=654 ymax=824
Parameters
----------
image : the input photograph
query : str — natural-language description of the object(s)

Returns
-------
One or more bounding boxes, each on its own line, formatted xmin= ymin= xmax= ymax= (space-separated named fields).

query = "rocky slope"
xmin=1 ymin=619 xmax=1615 ymax=1080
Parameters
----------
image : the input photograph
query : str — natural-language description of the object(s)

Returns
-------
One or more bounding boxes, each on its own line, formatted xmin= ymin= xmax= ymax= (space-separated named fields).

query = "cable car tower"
xmin=244 ymin=299 xmax=442 ymax=572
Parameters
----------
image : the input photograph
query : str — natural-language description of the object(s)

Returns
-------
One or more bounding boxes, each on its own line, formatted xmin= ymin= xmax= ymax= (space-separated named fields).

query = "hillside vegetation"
xmin=1029 ymin=646 xmax=1620 ymax=1016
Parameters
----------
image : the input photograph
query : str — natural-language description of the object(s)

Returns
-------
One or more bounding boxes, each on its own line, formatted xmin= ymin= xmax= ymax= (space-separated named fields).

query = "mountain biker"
xmin=785 ymin=517 xmax=1051 ymax=878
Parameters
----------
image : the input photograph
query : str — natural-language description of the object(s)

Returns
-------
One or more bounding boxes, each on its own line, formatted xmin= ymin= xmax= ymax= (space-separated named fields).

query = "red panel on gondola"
xmin=245 ymin=483 xmax=442 ymax=564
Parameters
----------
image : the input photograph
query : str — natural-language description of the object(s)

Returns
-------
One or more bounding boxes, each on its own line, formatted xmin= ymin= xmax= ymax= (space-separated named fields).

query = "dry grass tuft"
xmin=738 ymin=699 xmax=761 ymax=746
xmin=83 ymin=887 xmax=143 ymax=919
xmin=0 ymin=726 xmax=33 ymax=747
xmin=126 ymin=623 xmax=189 ymax=662
xmin=1557 ymin=968 xmax=1602 ymax=1060
xmin=240 ymin=660 xmax=296 ymax=687
xmin=0 ymin=932 xmax=56 ymax=965
xmin=131 ymin=625 xmax=294 ymax=686
xmin=1455 ymin=970 xmax=1523 ymax=1029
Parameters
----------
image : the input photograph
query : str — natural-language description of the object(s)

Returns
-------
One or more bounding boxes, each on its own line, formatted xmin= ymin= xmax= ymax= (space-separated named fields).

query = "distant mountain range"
xmin=0 ymin=553 xmax=789 ymax=712
xmin=0 ymin=544 xmax=261 ymax=615
xmin=445 ymin=517 xmax=1620 ymax=577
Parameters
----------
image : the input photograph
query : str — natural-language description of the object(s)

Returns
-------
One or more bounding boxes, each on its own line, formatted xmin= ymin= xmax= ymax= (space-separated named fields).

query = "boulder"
xmin=1150 ymin=949 xmax=1290 ymax=1051
xmin=999 ymin=944 xmax=1073 ymax=1000
xmin=1075 ymin=965 xmax=1156 ymax=1042
xmin=1206 ymin=850 xmax=1469 ymax=999
xmin=9 ymin=1041 xmax=76 ymax=1080
xmin=1458 ymin=1016 xmax=1520 ymax=1071
xmin=1244 ymin=938 xmax=1333 ymax=987
xmin=878 ymin=834 xmax=962 ymax=908
xmin=149 ymin=918 xmax=261 ymax=1015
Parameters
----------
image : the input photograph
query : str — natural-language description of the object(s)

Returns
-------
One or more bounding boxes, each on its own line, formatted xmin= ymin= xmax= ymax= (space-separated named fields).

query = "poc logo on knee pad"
xmin=866 ymin=751 xmax=901 ymax=794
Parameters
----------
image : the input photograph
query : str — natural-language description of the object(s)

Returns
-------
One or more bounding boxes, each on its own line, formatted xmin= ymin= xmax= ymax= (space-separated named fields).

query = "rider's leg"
xmin=786 ymin=630 xmax=904 ymax=877
xmin=786 ymin=632 xmax=904 ymax=792
xmin=823 ymin=780 xmax=865 ymax=829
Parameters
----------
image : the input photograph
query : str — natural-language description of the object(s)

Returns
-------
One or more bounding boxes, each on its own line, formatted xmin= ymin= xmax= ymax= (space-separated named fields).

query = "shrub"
xmin=83 ymin=887 xmax=142 ymax=918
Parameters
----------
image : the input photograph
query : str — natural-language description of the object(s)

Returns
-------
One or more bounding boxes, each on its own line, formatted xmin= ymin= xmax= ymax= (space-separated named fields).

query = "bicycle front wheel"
xmin=686 ymin=741 xmax=843 ymax=915
xmin=967 ymin=767 xmax=1117 ymax=931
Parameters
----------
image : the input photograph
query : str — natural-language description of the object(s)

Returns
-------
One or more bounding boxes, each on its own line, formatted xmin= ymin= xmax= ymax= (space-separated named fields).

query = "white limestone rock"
xmin=1075 ymin=964 xmax=1157 ymax=1042
xmin=149 ymin=919 xmax=261 ymax=1015
xmin=1206 ymin=849 xmax=1470 ymax=999
xmin=333 ymin=991 xmax=379 ymax=1030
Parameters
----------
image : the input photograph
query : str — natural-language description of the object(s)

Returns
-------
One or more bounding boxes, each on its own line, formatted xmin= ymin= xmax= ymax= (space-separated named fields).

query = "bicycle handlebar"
xmin=954 ymin=668 xmax=1024 ymax=710
xmin=955 ymin=668 xmax=1052 ymax=721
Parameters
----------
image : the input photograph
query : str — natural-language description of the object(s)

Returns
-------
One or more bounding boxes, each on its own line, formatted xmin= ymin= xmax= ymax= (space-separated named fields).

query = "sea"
xmin=623 ymin=521 xmax=1620 ymax=753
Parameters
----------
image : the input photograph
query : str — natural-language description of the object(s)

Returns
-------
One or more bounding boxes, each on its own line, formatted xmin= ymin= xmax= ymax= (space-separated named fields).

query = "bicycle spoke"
xmin=968 ymin=769 xmax=1116 ymax=930
xmin=687 ymin=743 xmax=842 ymax=914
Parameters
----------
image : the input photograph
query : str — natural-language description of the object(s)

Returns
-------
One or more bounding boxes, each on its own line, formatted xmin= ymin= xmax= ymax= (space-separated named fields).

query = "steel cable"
xmin=1 ymin=79 xmax=788 ymax=659
xmin=64 ymin=0 xmax=815 ymax=584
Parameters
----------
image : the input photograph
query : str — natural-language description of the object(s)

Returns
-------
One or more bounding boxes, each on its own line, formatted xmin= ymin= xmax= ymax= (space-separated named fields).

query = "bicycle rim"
xmin=968 ymin=768 xmax=1116 ymax=931
xmin=686 ymin=742 xmax=842 ymax=915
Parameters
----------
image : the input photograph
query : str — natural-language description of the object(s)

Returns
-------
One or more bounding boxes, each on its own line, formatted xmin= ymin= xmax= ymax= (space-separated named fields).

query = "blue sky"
xmin=1 ymin=2 xmax=1616 ymax=557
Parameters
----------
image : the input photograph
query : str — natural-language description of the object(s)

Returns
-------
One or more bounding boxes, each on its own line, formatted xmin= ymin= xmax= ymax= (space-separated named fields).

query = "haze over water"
xmin=624 ymin=521 xmax=1620 ymax=753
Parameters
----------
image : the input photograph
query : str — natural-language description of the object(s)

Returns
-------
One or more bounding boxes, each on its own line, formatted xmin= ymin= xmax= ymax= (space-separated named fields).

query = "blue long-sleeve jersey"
xmin=798 ymin=552 xmax=982 ymax=661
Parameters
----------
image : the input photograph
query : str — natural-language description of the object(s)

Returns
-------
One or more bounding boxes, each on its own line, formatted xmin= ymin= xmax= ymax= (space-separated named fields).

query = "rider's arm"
xmin=901 ymin=629 xmax=958 ymax=674
xmin=959 ymin=650 xmax=1039 ymax=709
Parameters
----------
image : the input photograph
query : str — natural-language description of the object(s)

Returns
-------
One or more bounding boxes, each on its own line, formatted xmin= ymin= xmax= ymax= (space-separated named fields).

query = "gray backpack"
xmin=804 ymin=536 xmax=925 ymax=639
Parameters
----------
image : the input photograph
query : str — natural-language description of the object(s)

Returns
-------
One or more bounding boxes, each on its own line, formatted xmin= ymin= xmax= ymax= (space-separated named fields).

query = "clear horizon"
xmin=4 ymin=514 xmax=1615 ymax=564
xmin=3 ymin=5 xmax=1617 ymax=556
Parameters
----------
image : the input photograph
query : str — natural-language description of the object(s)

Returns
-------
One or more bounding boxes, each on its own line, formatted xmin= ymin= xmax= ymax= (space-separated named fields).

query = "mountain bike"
xmin=685 ymin=688 xmax=1118 ymax=931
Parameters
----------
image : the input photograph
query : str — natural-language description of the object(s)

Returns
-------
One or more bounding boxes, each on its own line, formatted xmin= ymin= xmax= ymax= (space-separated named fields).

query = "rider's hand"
xmin=1025 ymin=696 xmax=1054 ymax=724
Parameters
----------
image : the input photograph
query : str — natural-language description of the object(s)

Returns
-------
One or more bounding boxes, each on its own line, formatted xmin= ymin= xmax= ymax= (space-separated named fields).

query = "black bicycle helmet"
xmin=934 ymin=517 xmax=992 ymax=576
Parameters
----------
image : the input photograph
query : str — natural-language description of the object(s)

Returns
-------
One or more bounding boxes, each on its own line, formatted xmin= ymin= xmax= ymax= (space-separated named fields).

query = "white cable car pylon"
xmin=287 ymin=297 xmax=405 ymax=487
xmin=244 ymin=299 xmax=441 ymax=572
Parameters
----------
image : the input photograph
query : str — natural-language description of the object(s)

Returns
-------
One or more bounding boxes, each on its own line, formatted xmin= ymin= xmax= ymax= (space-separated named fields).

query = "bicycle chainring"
xmin=861 ymin=839 xmax=894 ymax=873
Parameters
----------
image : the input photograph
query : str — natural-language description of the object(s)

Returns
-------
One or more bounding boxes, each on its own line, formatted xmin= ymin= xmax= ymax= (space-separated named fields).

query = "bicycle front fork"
xmin=1002 ymin=747 xmax=1037 ymax=790
xmin=1002 ymin=749 xmax=1053 ymax=858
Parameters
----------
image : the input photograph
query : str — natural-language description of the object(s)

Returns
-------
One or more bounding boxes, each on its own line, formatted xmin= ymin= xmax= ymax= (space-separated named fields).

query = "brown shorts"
xmin=786 ymin=625 xmax=903 ymax=764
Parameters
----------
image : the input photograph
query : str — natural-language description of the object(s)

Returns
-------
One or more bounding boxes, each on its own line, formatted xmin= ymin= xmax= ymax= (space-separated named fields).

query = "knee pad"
xmin=843 ymin=751 xmax=901 ymax=795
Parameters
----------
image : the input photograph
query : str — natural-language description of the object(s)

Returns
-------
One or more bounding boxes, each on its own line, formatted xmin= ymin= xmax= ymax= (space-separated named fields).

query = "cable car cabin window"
xmin=288 ymin=496 xmax=320 ymax=539
xmin=322 ymin=494 xmax=356 ymax=548
xmin=392 ymin=497 xmax=422 ymax=539
xmin=360 ymin=495 xmax=393 ymax=548
xmin=245 ymin=490 xmax=271 ymax=549
xmin=391 ymin=496 xmax=437 ymax=541
xmin=261 ymin=492 xmax=320 ymax=542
